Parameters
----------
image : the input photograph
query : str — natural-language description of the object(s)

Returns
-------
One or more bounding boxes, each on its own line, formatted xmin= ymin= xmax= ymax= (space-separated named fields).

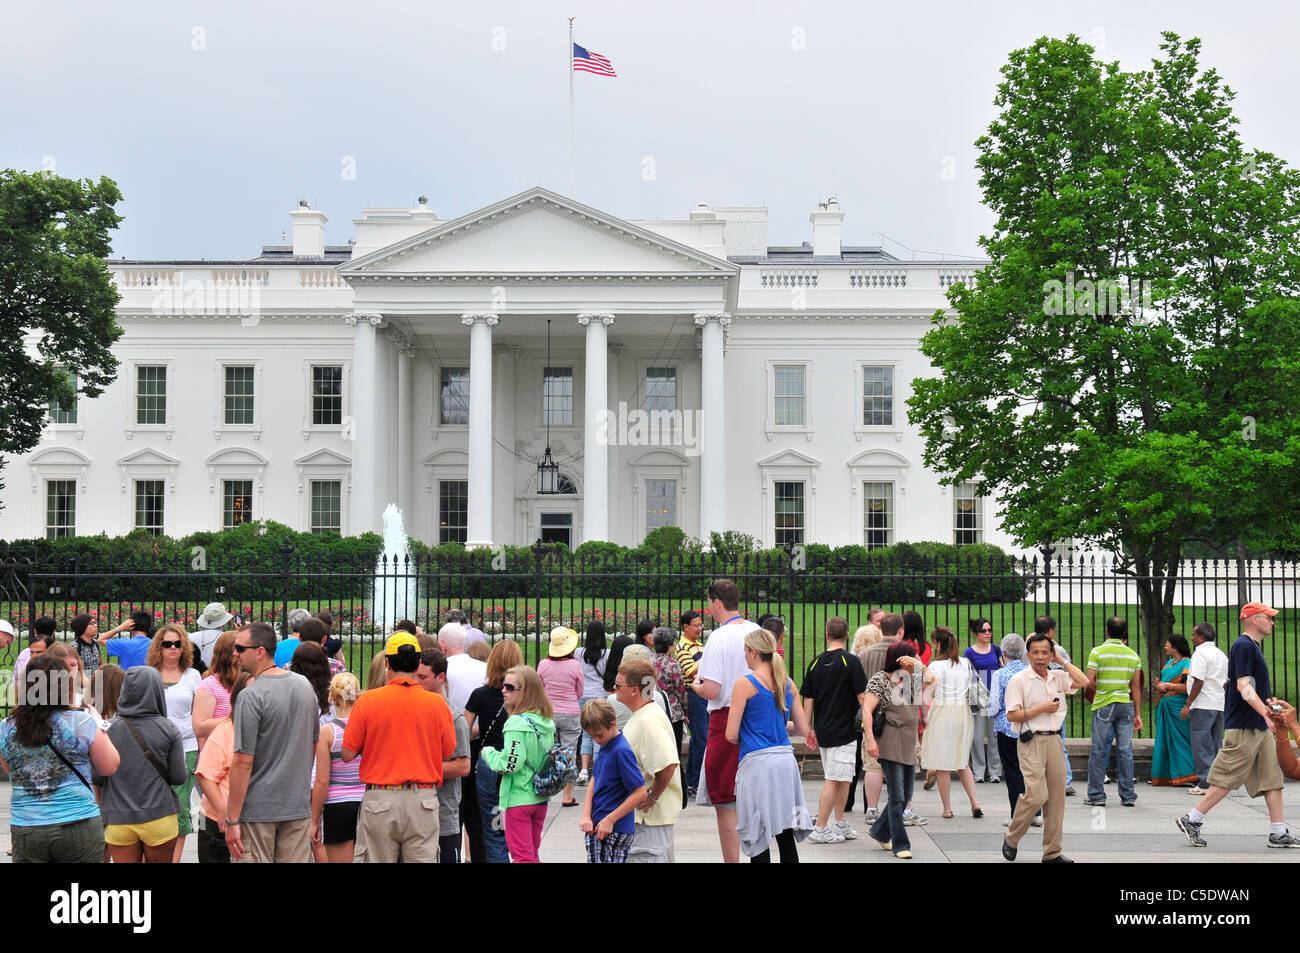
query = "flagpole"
xmin=568 ymin=17 xmax=575 ymax=198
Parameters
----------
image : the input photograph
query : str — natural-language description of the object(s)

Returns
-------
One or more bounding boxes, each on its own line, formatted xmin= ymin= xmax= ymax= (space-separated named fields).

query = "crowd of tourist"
xmin=1 ymin=587 xmax=1298 ymax=863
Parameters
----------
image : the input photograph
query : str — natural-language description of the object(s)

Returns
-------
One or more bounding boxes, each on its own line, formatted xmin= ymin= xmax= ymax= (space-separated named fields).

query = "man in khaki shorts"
xmin=1176 ymin=602 xmax=1300 ymax=849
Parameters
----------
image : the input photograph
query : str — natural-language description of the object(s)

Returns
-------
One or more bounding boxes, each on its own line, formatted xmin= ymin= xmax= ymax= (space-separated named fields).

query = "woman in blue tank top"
xmin=724 ymin=628 xmax=815 ymax=863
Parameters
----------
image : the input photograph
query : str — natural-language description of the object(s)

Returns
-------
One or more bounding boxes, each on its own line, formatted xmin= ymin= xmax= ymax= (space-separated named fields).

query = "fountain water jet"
xmin=373 ymin=504 xmax=416 ymax=632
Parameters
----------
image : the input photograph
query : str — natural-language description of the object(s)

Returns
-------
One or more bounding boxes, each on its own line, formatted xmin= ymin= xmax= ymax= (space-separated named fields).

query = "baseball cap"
xmin=384 ymin=632 xmax=420 ymax=656
xmin=1239 ymin=602 xmax=1279 ymax=621
xmin=0 ymin=619 xmax=14 ymax=637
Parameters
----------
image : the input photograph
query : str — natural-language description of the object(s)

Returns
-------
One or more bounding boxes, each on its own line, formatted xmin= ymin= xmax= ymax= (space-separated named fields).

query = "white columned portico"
xmin=396 ymin=343 xmax=413 ymax=516
xmin=579 ymin=312 xmax=614 ymax=542
xmin=346 ymin=312 xmax=383 ymax=536
xmin=463 ymin=312 xmax=498 ymax=547
xmin=696 ymin=312 xmax=730 ymax=543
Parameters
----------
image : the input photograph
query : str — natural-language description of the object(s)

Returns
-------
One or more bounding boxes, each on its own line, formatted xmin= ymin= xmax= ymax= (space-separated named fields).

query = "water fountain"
xmin=373 ymin=503 xmax=416 ymax=632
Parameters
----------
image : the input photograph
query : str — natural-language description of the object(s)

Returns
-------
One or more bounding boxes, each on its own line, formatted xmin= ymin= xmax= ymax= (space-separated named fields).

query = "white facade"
xmin=3 ymin=187 xmax=1016 ymax=552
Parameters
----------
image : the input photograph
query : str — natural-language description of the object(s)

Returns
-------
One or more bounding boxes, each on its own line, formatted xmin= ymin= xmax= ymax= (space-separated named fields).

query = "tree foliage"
xmin=0 ymin=170 xmax=124 ymax=493
xmin=907 ymin=34 xmax=1300 ymax=656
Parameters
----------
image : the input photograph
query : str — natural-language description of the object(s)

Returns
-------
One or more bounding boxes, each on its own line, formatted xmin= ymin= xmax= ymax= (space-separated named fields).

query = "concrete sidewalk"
xmin=4 ymin=775 xmax=1298 ymax=863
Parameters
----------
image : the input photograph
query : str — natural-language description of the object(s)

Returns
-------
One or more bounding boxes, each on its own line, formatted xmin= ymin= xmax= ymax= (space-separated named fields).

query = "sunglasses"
xmin=160 ymin=640 xmax=183 ymax=649
xmin=613 ymin=681 xmax=629 ymax=690
xmin=502 ymin=683 xmax=520 ymax=693
xmin=232 ymin=644 xmax=255 ymax=654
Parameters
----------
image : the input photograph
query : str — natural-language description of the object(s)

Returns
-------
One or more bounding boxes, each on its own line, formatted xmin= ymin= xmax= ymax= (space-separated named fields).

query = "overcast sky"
xmin=4 ymin=0 xmax=1296 ymax=262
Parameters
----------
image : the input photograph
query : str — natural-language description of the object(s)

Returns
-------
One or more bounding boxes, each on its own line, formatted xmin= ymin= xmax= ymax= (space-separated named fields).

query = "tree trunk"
xmin=1236 ymin=539 xmax=1249 ymax=607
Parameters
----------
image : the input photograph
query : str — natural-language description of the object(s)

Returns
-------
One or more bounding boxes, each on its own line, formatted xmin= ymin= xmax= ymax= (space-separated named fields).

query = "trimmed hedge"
xmin=0 ymin=526 xmax=1034 ymax=605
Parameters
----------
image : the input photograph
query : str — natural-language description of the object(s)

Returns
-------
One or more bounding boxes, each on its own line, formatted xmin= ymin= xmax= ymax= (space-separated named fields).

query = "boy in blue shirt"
xmin=579 ymin=699 xmax=647 ymax=863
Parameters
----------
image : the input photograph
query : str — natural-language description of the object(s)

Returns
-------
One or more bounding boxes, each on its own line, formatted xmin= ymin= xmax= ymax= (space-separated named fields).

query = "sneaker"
xmin=834 ymin=820 xmax=858 ymax=840
xmin=575 ymin=769 xmax=589 ymax=785
xmin=1177 ymin=814 xmax=1207 ymax=848
xmin=1187 ymin=785 xmax=1209 ymax=795
xmin=1064 ymin=785 xmax=1077 ymax=797
xmin=1082 ymin=798 xmax=1106 ymax=807
xmin=1031 ymin=816 xmax=1043 ymax=827
xmin=1121 ymin=799 xmax=1136 ymax=808
xmin=903 ymin=809 xmax=928 ymax=827
xmin=1268 ymin=830 xmax=1300 ymax=848
xmin=894 ymin=849 xmax=913 ymax=859
xmin=864 ymin=807 xmax=880 ymax=823
xmin=989 ymin=777 xmax=1002 ymax=784
xmin=808 ymin=825 xmax=845 ymax=844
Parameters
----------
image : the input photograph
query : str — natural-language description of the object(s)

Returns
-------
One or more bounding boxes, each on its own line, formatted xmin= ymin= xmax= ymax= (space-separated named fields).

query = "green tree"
xmin=0 ymin=170 xmax=124 ymax=499
xmin=907 ymin=34 xmax=1300 ymax=667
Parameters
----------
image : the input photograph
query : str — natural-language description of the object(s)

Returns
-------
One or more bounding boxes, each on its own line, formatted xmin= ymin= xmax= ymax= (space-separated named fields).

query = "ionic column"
xmin=346 ymin=312 xmax=383 ymax=536
xmin=462 ymin=312 xmax=498 ymax=547
xmin=396 ymin=343 xmax=413 ymax=516
xmin=579 ymin=312 xmax=614 ymax=542
xmin=695 ymin=312 xmax=730 ymax=543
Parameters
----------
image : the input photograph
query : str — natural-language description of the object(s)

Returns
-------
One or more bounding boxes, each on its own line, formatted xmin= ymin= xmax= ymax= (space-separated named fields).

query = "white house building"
xmin=5 ymin=186 xmax=1016 ymax=552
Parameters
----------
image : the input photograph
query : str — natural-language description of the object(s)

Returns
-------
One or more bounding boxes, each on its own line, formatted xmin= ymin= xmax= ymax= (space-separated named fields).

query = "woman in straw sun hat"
xmin=537 ymin=626 xmax=584 ymax=807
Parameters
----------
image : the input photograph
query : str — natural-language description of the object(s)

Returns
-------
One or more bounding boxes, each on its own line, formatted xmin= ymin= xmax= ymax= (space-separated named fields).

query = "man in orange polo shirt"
xmin=342 ymin=632 xmax=457 ymax=862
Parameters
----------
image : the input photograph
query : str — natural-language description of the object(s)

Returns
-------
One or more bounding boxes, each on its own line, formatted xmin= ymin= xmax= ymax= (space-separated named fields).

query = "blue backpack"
xmin=522 ymin=715 xmax=578 ymax=797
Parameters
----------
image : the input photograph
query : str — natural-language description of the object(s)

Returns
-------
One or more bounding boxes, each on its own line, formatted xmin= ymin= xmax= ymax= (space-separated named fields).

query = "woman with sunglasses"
xmin=964 ymin=617 xmax=1004 ymax=783
xmin=480 ymin=665 xmax=556 ymax=863
xmin=148 ymin=623 xmax=202 ymax=862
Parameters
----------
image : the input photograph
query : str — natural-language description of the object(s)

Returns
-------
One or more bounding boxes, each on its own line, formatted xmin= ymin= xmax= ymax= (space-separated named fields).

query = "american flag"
xmin=572 ymin=43 xmax=617 ymax=77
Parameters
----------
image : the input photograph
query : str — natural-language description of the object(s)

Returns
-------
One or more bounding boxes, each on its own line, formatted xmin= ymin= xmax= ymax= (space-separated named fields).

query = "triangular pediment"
xmin=341 ymin=187 xmax=738 ymax=277
xmin=294 ymin=448 xmax=351 ymax=467
xmin=756 ymin=449 xmax=822 ymax=468
xmin=116 ymin=447 xmax=180 ymax=468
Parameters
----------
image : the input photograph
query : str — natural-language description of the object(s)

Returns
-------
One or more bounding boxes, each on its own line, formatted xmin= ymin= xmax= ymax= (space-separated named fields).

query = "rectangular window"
xmin=540 ymin=512 xmax=573 ymax=547
xmin=46 ymin=480 xmax=76 ymax=539
xmin=774 ymin=481 xmax=804 ymax=546
xmin=645 ymin=479 xmax=677 ymax=531
xmin=774 ymin=365 xmax=805 ymax=426
xmin=439 ymin=367 xmax=470 ymax=425
xmin=862 ymin=365 xmax=894 ymax=426
xmin=312 ymin=365 xmax=343 ymax=425
xmin=224 ymin=365 xmax=255 ymax=425
xmin=223 ymin=480 xmax=253 ymax=529
xmin=310 ymin=481 xmax=342 ymax=534
xmin=645 ymin=367 xmax=677 ymax=414
xmin=134 ymin=480 xmax=165 ymax=536
xmin=438 ymin=480 xmax=468 ymax=544
xmin=954 ymin=482 xmax=983 ymax=545
xmin=863 ymin=481 xmax=894 ymax=550
xmin=543 ymin=367 xmax=573 ymax=427
xmin=50 ymin=368 xmax=78 ymax=424
xmin=136 ymin=365 xmax=167 ymax=425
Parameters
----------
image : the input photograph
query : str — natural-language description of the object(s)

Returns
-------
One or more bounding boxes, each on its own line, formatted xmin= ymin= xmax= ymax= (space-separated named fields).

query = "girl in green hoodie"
xmin=481 ymin=665 xmax=556 ymax=863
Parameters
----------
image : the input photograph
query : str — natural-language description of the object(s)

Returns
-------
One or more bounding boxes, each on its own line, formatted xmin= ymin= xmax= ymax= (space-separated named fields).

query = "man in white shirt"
xmin=691 ymin=578 xmax=758 ymax=864
xmin=439 ymin=622 xmax=487 ymax=711
xmin=1182 ymin=622 xmax=1228 ymax=794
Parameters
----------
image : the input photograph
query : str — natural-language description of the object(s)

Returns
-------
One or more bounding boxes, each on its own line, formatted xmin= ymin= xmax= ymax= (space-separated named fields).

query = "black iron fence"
xmin=1 ymin=546 xmax=1297 ymax=735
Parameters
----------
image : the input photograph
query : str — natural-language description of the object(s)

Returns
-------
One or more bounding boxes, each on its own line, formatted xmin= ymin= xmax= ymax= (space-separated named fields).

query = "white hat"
xmin=0 ymin=619 xmax=14 ymax=637
xmin=197 ymin=603 xmax=234 ymax=630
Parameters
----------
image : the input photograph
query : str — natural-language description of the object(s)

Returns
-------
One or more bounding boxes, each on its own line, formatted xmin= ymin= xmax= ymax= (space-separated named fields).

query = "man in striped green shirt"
xmin=1084 ymin=617 xmax=1143 ymax=807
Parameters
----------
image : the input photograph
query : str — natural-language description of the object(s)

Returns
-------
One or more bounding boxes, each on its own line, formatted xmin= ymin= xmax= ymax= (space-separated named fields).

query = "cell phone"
xmin=1270 ymin=703 xmax=1284 ymax=713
